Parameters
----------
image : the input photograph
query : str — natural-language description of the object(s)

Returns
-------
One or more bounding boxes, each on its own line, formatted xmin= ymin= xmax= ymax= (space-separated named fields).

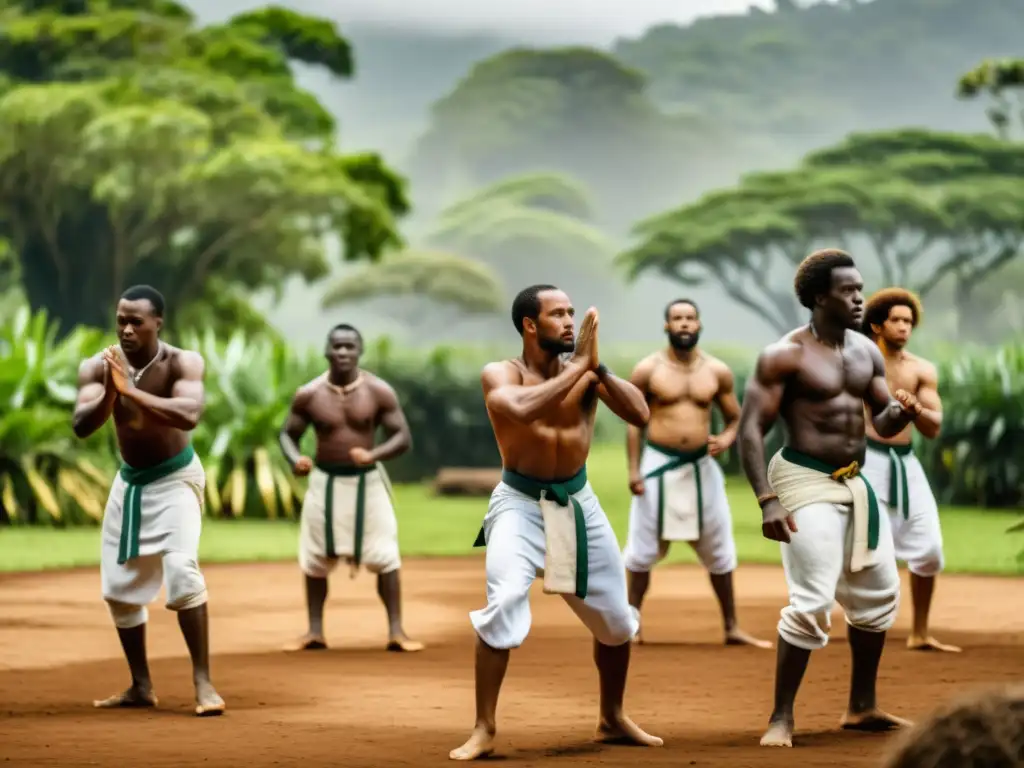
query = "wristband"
xmin=757 ymin=492 xmax=778 ymax=507
xmin=595 ymin=363 xmax=609 ymax=377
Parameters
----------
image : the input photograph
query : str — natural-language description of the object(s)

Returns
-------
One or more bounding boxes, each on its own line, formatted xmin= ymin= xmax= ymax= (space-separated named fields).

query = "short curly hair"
xmin=882 ymin=685 xmax=1024 ymax=768
xmin=863 ymin=287 xmax=922 ymax=338
xmin=793 ymin=248 xmax=856 ymax=310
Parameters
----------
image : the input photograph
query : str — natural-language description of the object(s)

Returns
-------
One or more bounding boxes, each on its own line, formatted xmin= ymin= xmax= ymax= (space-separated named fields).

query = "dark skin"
xmin=278 ymin=328 xmax=422 ymax=652
xmin=736 ymin=266 xmax=915 ymax=747
xmin=624 ymin=303 xmax=770 ymax=648
xmin=450 ymin=289 xmax=660 ymax=762
xmin=866 ymin=304 xmax=956 ymax=653
xmin=72 ymin=297 xmax=224 ymax=716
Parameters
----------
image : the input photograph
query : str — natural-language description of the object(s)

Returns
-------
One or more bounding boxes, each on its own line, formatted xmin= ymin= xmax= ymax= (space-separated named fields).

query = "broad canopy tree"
xmin=958 ymin=57 xmax=1024 ymax=138
xmin=618 ymin=129 xmax=1024 ymax=337
xmin=0 ymin=1 xmax=409 ymax=336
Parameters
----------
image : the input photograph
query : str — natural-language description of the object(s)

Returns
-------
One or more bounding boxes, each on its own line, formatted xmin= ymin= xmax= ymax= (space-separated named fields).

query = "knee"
xmin=163 ymin=553 xmax=208 ymax=611
xmin=107 ymin=599 xmax=148 ymax=629
xmin=470 ymin=590 xmax=532 ymax=650
xmin=778 ymin=603 xmax=833 ymax=651
xmin=846 ymin=583 xmax=900 ymax=635
xmin=591 ymin=605 xmax=638 ymax=647
xmin=908 ymin=545 xmax=944 ymax=578
xmin=703 ymin=545 xmax=738 ymax=576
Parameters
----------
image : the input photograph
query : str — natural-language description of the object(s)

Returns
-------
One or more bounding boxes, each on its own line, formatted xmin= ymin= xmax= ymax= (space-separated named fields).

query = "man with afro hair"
xmin=737 ymin=248 xmax=920 ymax=747
xmin=860 ymin=287 xmax=954 ymax=653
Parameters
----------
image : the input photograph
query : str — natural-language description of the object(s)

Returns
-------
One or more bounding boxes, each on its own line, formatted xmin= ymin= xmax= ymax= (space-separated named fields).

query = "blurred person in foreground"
xmin=882 ymin=685 xmax=1024 ymax=768
xmin=860 ymin=288 xmax=954 ymax=653
xmin=621 ymin=298 xmax=771 ymax=648
xmin=737 ymin=249 xmax=918 ymax=747
xmin=72 ymin=285 xmax=224 ymax=716
xmin=278 ymin=323 xmax=423 ymax=653
xmin=450 ymin=284 xmax=661 ymax=760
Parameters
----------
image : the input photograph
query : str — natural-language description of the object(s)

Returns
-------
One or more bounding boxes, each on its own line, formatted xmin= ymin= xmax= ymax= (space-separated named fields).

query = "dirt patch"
xmin=0 ymin=559 xmax=1021 ymax=767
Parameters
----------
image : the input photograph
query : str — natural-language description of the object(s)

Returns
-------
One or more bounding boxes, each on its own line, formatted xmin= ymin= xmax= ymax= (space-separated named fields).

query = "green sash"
xmin=781 ymin=447 xmax=881 ymax=551
xmin=867 ymin=438 xmax=912 ymax=519
xmin=316 ymin=462 xmax=372 ymax=565
xmin=643 ymin=441 xmax=708 ymax=539
xmin=472 ymin=466 xmax=589 ymax=600
xmin=117 ymin=443 xmax=196 ymax=564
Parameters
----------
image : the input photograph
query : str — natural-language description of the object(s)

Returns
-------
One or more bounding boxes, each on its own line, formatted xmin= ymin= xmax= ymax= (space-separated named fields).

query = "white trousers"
xmin=622 ymin=445 xmax=737 ymax=574
xmin=778 ymin=499 xmax=900 ymax=651
xmin=862 ymin=445 xmax=944 ymax=577
xmin=469 ymin=480 xmax=638 ymax=650
xmin=299 ymin=465 xmax=401 ymax=578
xmin=100 ymin=451 xmax=208 ymax=628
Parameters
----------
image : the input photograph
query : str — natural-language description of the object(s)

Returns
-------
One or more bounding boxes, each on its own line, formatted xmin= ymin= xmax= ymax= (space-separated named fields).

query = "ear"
xmin=523 ymin=317 xmax=537 ymax=336
xmin=663 ymin=320 xmax=670 ymax=332
xmin=155 ymin=317 xmax=163 ymax=333
xmin=870 ymin=323 xmax=882 ymax=336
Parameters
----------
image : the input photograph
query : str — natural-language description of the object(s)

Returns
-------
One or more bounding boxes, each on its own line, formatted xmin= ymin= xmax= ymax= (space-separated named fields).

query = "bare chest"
xmin=884 ymin=359 xmax=920 ymax=394
xmin=792 ymin=346 xmax=874 ymax=401
xmin=307 ymin=388 xmax=379 ymax=433
xmin=649 ymin=365 xmax=718 ymax=408
xmin=112 ymin=363 xmax=175 ymax=426
xmin=519 ymin=371 xmax=595 ymax=428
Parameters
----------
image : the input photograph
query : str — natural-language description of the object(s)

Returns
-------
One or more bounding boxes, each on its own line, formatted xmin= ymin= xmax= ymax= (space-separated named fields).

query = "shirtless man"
xmin=279 ymin=323 xmax=423 ymax=653
xmin=861 ymin=288 xmax=953 ymax=652
xmin=450 ymin=284 xmax=662 ymax=761
xmin=623 ymin=298 xmax=770 ymax=648
xmin=737 ymin=249 xmax=917 ymax=747
xmin=72 ymin=284 xmax=224 ymax=717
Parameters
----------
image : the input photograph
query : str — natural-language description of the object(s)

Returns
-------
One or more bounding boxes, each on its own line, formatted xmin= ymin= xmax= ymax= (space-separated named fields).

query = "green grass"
xmin=1 ymin=443 xmax=1021 ymax=574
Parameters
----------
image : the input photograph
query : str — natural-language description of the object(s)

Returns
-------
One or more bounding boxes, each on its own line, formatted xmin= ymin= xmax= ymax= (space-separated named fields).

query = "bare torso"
xmin=85 ymin=345 xmax=194 ymax=468
xmin=864 ymin=351 xmax=928 ymax=447
xmin=487 ymin=359 xmax=599 ymax=480
xmin=643 ymin=351 xmax=727 ymax=450
xmin=777 ymin=328 xmax=878 ymax=467
xmin=293 ymin=373 xmax=391 ymax=464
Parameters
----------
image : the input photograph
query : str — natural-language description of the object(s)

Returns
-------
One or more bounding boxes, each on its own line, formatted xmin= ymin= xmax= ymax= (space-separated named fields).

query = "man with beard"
xmin=621 ymin=299 xmax=771 ymax=647
xmin=278 ymin=323 xmax=423 ymax=653
xmin=450 ymin=284 xmax=661 ymax=760
xmin=860 ymin=288 xmax=953 ymax=652
xmin=737 ymin=249 xmax=914 ymax=747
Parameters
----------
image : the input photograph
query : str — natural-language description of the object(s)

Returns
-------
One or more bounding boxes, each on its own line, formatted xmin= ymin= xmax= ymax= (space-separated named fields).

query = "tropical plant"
xmin=0 ymin=307 xmax=116 ymax=525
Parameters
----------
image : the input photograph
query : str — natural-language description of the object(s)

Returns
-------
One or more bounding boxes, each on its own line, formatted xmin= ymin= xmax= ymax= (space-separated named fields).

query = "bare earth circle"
xmin=1 ymin=560 xmax=1021 ymax=767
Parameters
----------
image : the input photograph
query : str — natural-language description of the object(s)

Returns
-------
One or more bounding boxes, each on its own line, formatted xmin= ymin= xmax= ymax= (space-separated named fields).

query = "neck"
xmin=877 ymin=338 xmax=903 ymax=360
xmin=810 ymin=313 xmax=846 ymax=348
xmin=667 ymin=344 xmax=699 ymax=363
xmin=123 ymin=341 xmax=160 ymax=369
xmin=328 ymin=368 xmax=359 ymax=386
xmin=522 ymin=346 xmax=563 ymax=378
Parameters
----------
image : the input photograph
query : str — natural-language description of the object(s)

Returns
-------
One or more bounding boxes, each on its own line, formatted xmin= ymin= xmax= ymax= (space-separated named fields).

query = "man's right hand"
xmin=571 ymin=307 xmax=599 ymax=370
xmin=628 ymin=471 xmax=645 ymax=496
xmin=761 ymin=499 xmax=798 ymax=543
xmin=293 ymin=456 xmax=313 ymax=476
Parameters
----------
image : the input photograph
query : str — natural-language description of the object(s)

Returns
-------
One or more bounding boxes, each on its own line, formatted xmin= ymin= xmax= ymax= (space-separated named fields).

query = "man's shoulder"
xmin=362 ymin=370 xmax=399 ymax=398
xmin=166 ymin=345 xmax=204 ymax=376
xmin=904 ymin=351 xmax=938 ymax=379
xmin=481 ymin=359 xmax=522 ymax=384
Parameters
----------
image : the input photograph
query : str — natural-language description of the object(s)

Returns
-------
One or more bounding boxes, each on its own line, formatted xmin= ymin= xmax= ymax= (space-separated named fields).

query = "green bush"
xmin=0 ymin=309 xmax=1020 ymax=526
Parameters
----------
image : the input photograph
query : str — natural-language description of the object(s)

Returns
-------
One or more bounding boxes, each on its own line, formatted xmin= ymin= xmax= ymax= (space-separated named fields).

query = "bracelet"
xmin=595 ymin=362 xmax=610 ymax=377
xmin=757 ymin=492 xmax=778 ymax=507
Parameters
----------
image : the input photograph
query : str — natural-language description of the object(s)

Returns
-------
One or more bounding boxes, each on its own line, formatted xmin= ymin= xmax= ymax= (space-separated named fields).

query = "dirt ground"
xmin=1 ymin=559 xmax=1021 ymax=768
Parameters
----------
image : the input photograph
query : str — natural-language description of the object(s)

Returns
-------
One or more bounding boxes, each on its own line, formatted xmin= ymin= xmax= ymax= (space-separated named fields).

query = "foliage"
xmin=958 ymin=57 xmax=1024 ymax=138
xmin=618 ymin=129 xmax=1024 ymax=338
xmin=0 ymin=2 xmax=409 ymax=337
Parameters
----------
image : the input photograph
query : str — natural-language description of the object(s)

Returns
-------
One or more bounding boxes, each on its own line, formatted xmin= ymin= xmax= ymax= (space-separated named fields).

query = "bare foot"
xmin=194 ymin=680 xmax=225 ymax=717
xmin=630 ymin=607 xmax=644 ymax=645
xmin=93 ymin=686 xmax=158 ymax=709
xmin=283 ymin=633 xmax=327 ymax=652
xmin=595 ymin=713 xmax=664 ymax=747
xmin=725 ymin=628 xmax=773 ymax=649
xmin=387 ymin=634 xmax=425 ymax=653
xmin=449 ymin=726 xmax=495 ymax=760
xmin=907 ymin=635 xmax=962 ymax=653
xmin=840 ymin=709 xmax=912 ymax=732
xmin=760 ymin=719 xmax=793 ymax=747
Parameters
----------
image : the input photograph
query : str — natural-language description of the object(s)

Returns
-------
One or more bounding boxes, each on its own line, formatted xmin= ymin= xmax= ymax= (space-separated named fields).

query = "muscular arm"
xmin=72 ymin=357 xmax=117 ymax=438
xmin=625 ymin=360 xmax=655 ymax=475
xmin=912 ymin=361 xmax=943 ymax=440
xmin=864 ymin=344 xmax=915 ymax=438
xmin=712 ymin=364 xmax=741 ymax=448
xmin=596 ymin=365 xmax=650 ymax=428
xmin=369 ymin=382 xmax=412 ymax=462
xmin=482 ymin=359 xmax=589 ymax=423
xmin=123 ymin=352 xmax=205 ymax=431
xmin=279 ymin=388 xmax=313 ymax=467
xmin=737 ymin=346 xmax=792 ymax=498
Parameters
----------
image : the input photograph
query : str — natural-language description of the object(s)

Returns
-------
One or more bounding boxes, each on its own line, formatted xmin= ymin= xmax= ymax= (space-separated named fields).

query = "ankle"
xmin=769 ymin=708 xmax=794 ymax=725
xmin=473 ymin=719 xmax=496 ymax=736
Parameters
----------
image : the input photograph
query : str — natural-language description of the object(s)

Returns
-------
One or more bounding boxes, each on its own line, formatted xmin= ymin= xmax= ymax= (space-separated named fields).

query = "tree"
xmin=0 ymin=2 xmax=409 ymax=336
xmin=957 ymin=57 xmax=1024 ymax=138
xmin=618 ymin=129 xmax=1024 ymax=337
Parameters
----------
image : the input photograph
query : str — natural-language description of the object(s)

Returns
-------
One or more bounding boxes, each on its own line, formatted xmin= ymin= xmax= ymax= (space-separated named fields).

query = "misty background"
xmin=187 ymin=0 xmax=1013 ymax=349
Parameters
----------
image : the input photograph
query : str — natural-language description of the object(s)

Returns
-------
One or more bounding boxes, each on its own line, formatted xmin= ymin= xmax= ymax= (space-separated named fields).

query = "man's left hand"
xmin=893 ymin=389 xmax=923 ymax=415
xmin=349 ymin=447 xmax=375 ymax=466
xmin=102 ymin=346 xmax=132 ymax=395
